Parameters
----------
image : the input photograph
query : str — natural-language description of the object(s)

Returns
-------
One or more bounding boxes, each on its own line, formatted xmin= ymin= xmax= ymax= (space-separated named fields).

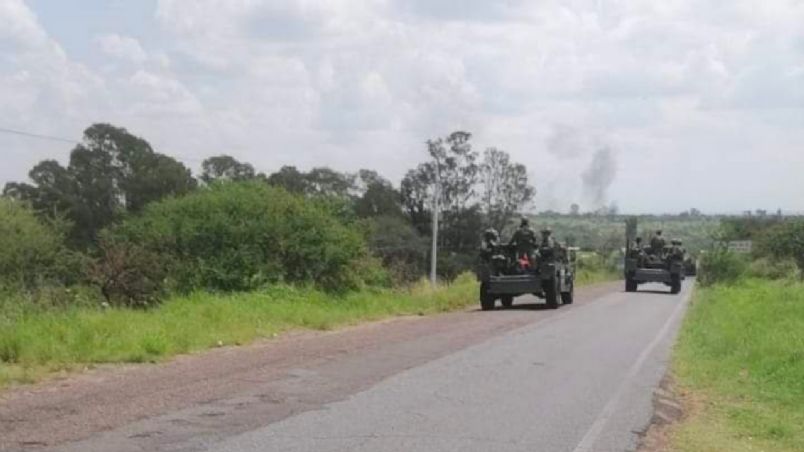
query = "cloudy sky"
xmin=2 ymin=0 xmax=803 ymax=213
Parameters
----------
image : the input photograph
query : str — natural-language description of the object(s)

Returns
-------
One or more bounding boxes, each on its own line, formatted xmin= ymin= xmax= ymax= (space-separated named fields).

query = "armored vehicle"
xmin=624 ymin=236 xmax=685 ymax=294
xmin=476 ymin=228 xmax=576 ymax=310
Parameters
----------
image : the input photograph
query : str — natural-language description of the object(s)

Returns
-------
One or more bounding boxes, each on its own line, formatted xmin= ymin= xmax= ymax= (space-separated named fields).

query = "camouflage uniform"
xmin=509 ymin=218 xmax=537 ymax=260
xmin=670 ymin=239 xmax=685 ymax=261
xmin=480 ymin=228 xmax=500 ymax=260
xmin=650 ymin=230 xmax=666 ymax=255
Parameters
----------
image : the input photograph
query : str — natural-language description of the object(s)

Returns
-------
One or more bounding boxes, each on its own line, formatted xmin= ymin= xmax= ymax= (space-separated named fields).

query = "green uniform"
xmin=509 ymin=225 xmax=537 ymax=257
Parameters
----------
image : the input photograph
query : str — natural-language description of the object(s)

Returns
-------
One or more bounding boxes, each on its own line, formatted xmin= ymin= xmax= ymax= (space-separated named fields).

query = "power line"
xmin=0 ymin=126 xmax=79 ymax=144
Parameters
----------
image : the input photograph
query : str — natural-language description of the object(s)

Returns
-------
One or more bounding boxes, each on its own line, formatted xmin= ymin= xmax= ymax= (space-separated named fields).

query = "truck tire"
xmin=670 ymin=275 xmax=681 ymax=294
xmin=544 ymin=278 xmax=559 ymax=309
xmin=560 ymin=281 xmax=574 ymax=305
xmin=500 ymin=295 xmax=514 ymax=308
xmin=625 ymin=278 xmax=637 ymax=292
xmin=480 ymin=283 xmax=496 ymax=311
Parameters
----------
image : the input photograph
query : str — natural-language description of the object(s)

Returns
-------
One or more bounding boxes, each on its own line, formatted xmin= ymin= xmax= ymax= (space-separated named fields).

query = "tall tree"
xmin=304 ymin=167 xmax=356 ymax=198
xmin=354 ymin=170 xmax=402 ymax=218
xmin=267 ymin=166 xmax=311 ymax=194
xmin=478 ymin=147 xmax=534 ymax=232
xmin=3 ymin=123 xmax=195 ymax=246
xmin=200 ymin=155 xmax=256 ymax=184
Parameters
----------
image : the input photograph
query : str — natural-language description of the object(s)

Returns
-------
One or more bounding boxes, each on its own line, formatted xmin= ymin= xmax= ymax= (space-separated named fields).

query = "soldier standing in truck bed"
xmin=480 ymin=228 xmax=500 ymax=260
xmin=508 ymin=217 xmax=537 ymax=261
xmin=650 ymin=230 xmax=665 ymax=254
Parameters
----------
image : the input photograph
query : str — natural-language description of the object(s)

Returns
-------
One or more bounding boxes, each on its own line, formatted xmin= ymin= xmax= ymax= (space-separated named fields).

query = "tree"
xmin=400 ymin=131 xmax=479 ymax=235
xmin=3 ymin=123 xmax=196 ymax=246
xmin=570 ymin=203 xmax=580 ymax=216
xmin=363 ymin=215 xmax=428 ymax=283
xmin=267 ymin=166 xmax=310 ymax=194
xmin=200 ymin=155 xmax=256 ymax=184
xmin=304 ymin=167 xmax=356 ymax=198
xmin=478 ymin=147 xmax=535 ymax=232
xmin=354 ymin=170 xmax=402 ymax=218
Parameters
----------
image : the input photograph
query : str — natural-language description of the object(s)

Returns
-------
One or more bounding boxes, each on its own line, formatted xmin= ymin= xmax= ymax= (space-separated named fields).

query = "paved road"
xmin=44 ymin=280 xmax=691 ymax=452
xmin=212 ymin=282 xmax=690 ymax=452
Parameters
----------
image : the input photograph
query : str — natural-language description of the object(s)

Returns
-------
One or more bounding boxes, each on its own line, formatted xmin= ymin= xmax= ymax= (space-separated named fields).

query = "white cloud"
xmin=3 ymin=0 xmax=804 ymax=213
xmin=97 ymin=34 xmax=148 ymax=63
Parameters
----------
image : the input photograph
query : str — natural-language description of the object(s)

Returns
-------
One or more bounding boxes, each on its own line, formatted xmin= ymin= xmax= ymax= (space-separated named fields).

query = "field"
xmin=671 ymin=279 xmax=804 ymax=451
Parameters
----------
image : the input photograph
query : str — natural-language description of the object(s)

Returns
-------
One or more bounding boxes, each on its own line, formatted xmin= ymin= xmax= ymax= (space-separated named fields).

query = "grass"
xmin=670 ymin=278 xmax=804 ymax=451
xmin=0 ymin=275 xmax=477 ymax=388
xmin=0 ymin=268 xmax=619 ymax=390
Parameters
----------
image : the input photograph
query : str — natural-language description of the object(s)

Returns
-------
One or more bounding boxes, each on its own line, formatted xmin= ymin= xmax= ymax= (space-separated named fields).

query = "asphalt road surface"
xmin=2 ymin=280 xmax=691 ymax=452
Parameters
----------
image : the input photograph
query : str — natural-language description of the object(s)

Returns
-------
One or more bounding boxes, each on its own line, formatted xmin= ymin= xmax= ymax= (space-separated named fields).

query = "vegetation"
xmin=0 ymin=275 xmax=476 ymax=388
xmin=105 ymin=182 xmax=371 ymax=295
xmin=0 ymin=198 xmax=80 ymax=288
xmin=0 ymin=122 xmax=629 ymax=389
xmin=672 ymin=279 xmax=804 ymax=452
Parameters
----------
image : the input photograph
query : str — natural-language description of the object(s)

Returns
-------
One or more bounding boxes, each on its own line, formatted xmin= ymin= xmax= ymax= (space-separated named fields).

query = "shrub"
xmin=104 ymin=182 xmax=368 ymax=292
xmin=748 ymin=257 xmax=800 ymax=280
xmin=362 ymin=215 xmax=428 ymax=284
xmin=89 ymin=241 xmax=168 ymax=307
xmin=0 ymin=198 xmax=77 ymax=288
xmin=754 ymin=219 xmax=804 ymax=276
xmin=698 ymin=249 xmax=748 ymax=286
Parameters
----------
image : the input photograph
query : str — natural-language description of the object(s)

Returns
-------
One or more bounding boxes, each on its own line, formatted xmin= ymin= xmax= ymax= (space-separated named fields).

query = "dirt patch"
xmin=637 ymin=374 xmax=686 ymax=452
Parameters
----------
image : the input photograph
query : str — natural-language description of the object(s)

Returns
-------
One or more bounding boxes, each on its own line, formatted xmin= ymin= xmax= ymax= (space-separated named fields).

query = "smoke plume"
xmin=581 ymin=146 xmax=617 ymax=208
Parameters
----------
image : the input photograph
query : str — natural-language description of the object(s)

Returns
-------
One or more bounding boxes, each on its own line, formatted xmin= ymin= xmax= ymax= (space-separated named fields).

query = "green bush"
xmin=697 ymin=249 xmax=748 ymax=286
xmin=0 ymin=198 xmax=78 ymax=288
xmin=748 ymin=257 xmax=800 ymax=280
xmin=104 ymin=182 xmax=368 ymax=292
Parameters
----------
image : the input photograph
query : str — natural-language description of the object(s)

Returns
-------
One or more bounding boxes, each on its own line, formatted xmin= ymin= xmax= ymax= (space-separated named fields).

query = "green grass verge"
xmin=0 ymin=275 xmax=477 ymax=388
xmin=671 ymin=279 xmax=804 ymax=452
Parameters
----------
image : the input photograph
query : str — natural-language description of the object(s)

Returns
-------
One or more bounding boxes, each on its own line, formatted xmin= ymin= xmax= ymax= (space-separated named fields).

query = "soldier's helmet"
xmin=520 ymin=217 xmax=530 ymax=227
xmin=656 ymin=230 xmax=663 ymax=235
xmin=635 ymin=237 xmax=642 ymax=243
xmin=483 ymin=228 xmax=499 ymax=240
xmin=671 ymin=239 xmax=679 ymax=245
xmin=540 ymin=227 xmax=552 ymax=235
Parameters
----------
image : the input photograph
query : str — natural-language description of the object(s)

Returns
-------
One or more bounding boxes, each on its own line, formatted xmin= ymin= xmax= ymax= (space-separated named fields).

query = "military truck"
xmin=624 ymin=240 xmax=684 ymax=294
xmin=476 ymin=238 xmax=576 ymax=311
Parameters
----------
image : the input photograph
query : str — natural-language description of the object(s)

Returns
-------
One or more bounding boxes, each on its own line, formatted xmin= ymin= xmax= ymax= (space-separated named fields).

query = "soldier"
xmin=508 ymin=217 xmax=537 ymax=262
xmin=650 ymin=230 xmax=665 ymax=255
xmin=539 ymin=227 xmax=556 ymax=249
xmin=480 ymin=228 xmax=500 ymax=260
xmin=630 ymin=237 xmax=643 ymax=258
xmin=670 ymin=239 xmax=685 ymax=261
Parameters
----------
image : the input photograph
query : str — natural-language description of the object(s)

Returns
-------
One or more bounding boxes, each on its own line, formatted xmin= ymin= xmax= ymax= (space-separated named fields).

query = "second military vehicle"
xmin=624 ymin=231 xmax=685 ymax=294
xmin=477 ymin=224 xmax=576 ymax=311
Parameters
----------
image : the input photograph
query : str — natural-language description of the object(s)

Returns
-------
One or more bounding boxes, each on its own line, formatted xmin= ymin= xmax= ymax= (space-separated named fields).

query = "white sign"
xmin=727 ymin=240 xmax=752 ymax=253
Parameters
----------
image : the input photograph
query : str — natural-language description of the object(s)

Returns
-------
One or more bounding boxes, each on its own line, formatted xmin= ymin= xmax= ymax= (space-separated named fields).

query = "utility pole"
xmin=430 ymin=163 xmax=440 ymax=286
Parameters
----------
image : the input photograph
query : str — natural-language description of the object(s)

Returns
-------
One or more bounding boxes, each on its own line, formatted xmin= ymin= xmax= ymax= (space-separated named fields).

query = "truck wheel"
xmin=480 ymin=283 xmax=496 ymax=311
xmin=670 ymin=275 xmax=681 ymax=294
xmin=544 ymin=279 xmax=559 ymax=309
xmin=560 ymin=281 xmax=574 ymax=305
xmin=500 ymin=295 xmax=514 ymax=308
xmin=626 ymin=278 xmax=637 ymax=292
